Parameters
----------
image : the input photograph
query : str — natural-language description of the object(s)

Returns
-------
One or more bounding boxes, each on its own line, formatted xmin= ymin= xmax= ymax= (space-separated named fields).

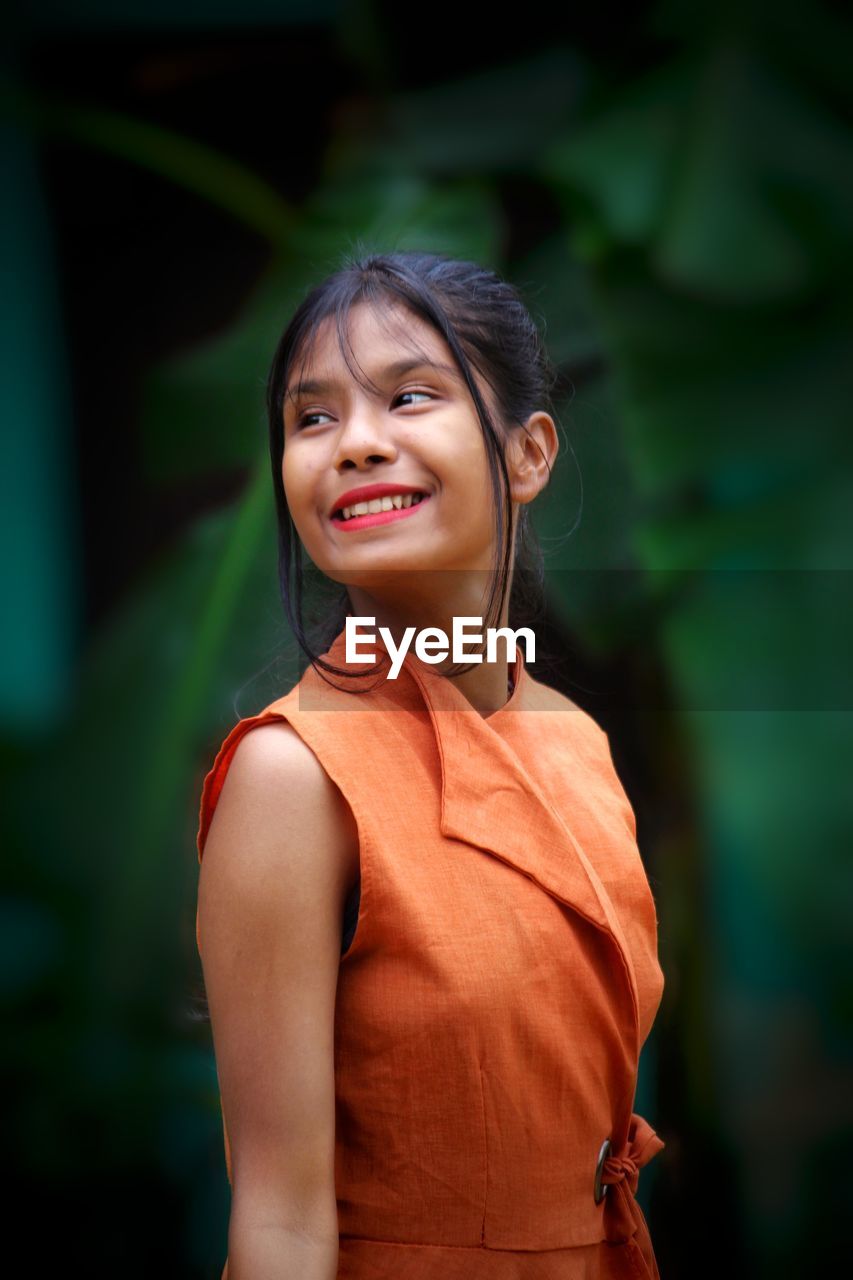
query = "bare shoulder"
xmin=196 ymin=717 xmax=358 ymax=1214
xmin=201 ymin=718 xmax=359 ymax=898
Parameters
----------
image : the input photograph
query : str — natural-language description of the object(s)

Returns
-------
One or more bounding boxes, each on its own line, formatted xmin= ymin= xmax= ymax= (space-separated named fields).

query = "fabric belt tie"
xmin=601 ymin=1111 xmax=665 ymax=1279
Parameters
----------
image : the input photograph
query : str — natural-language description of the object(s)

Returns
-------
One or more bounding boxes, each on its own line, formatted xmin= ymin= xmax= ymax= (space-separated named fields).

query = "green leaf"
xmin=586 ymin=270 xmax=852 ymax=504
xmin=655 ymin=47 xmax=853 ymax=300
xmin=378 ymin=48 xmax=586 ymax=175
xmin=540 ymin=59 xmax=689 ymax=248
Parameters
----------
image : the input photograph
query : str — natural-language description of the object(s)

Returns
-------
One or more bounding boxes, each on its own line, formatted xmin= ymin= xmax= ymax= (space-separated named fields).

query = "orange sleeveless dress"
xmin=196 ymin=624 xmax=667 ymax=1278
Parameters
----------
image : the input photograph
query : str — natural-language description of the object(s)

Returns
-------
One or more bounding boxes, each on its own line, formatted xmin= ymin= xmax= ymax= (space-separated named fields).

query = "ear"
xmin=507 ymin=411 xmax=559 ymax=505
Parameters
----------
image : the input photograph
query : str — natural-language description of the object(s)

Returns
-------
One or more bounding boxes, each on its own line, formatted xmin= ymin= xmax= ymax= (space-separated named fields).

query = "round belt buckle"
xmin=593 ymin=1137 xmax=612 ymax=1204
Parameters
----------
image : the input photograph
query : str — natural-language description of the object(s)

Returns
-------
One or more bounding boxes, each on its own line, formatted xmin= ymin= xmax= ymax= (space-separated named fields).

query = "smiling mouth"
xmin=330 ymin=493 xmax=431 ymax=530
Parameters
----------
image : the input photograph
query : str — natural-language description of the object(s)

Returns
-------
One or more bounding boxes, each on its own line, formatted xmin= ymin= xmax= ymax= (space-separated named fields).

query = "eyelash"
xmin=295 ymin=389 xmax=435 ymax=430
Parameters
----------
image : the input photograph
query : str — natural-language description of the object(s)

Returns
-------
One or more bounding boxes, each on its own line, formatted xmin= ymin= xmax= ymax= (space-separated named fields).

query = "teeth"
xmin=337 ymin=493 xmax=425 ymax=520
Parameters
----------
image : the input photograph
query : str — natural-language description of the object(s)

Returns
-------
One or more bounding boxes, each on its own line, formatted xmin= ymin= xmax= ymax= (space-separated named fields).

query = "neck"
xmin=342 ymin=598 xmax=518 ymax=720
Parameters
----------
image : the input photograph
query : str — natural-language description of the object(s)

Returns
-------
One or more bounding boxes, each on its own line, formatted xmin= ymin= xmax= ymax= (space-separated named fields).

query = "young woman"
xmin=195 ymin=251 xmax=667 ymax=1280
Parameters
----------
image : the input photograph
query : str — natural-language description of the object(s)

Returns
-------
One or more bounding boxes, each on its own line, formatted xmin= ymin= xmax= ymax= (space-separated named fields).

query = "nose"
xmin=332 ymin=402 xmax=399 ymax=471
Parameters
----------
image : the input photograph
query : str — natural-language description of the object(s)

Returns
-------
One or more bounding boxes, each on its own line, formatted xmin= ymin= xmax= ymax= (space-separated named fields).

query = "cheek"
xmin=456 ymin=442 xmax=495 ymax=507
xmin=431 ymin=423 xmax=491 ymax=486
xmin=281 ymin=450 xmax=309 ymax=506
xmin=281 ymin=459 xmax=310 ymax=538
xmin=281 ymin=453 xmax=328 ymax=549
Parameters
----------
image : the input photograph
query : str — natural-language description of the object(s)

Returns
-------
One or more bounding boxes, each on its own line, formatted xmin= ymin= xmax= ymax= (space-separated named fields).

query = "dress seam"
xmin=338 ymin=1235 xmax=619 ymax=1253
xmin=477 ymin=1061 xmax=488 ymax=1244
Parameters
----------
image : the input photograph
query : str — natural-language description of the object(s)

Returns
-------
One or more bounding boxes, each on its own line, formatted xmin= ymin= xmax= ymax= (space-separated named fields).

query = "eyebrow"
xmin=285 ymin=358 xmax=463 ymax=405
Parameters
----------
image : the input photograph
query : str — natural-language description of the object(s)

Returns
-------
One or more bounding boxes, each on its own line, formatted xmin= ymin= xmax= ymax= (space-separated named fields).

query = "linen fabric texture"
xmin=196 ymin=625 xmax=667 ymax=1278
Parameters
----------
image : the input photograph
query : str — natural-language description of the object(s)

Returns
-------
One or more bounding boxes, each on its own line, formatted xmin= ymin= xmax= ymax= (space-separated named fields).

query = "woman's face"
xmin=281 ymin=301 xmax=509 ymax=591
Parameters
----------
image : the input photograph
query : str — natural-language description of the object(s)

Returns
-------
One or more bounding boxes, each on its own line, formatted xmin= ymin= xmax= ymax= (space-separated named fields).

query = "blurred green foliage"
xmin=2 ymin=2 xmax=851 ymax=1275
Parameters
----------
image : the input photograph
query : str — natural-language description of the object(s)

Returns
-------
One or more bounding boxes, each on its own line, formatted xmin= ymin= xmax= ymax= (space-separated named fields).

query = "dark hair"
xmin=266 ymin=247 xmax=560 ymax=684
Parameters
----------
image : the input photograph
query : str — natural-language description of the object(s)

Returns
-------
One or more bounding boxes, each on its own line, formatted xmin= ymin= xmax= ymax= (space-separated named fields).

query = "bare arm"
xmin=197 ymin=721 xmax=359 ymax=1280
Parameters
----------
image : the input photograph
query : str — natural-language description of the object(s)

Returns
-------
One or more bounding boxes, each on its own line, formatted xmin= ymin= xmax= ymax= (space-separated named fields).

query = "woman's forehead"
xmin=290 ymin=301 xmax=451 ymax=382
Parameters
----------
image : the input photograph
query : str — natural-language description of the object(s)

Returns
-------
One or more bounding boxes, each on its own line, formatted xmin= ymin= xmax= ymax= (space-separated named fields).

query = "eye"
xmin=293 ymin=389 xmax=434 ymax=430
xmin=395 ymin=389 xmax=434 ymax=407
xmin=295 ymin=410 xmax=331 ymax=429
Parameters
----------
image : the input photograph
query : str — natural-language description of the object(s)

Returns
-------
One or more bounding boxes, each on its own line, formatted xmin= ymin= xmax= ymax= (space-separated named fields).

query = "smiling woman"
xmin=194 ymin=249 xmax=668 ymax=1280
xmin=277 ymin=298 xmax=538 ymax=608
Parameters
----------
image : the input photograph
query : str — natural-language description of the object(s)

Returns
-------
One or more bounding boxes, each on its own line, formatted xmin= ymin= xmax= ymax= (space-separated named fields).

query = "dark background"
xmin=3 ymin=1 xmax=852 ymax=1275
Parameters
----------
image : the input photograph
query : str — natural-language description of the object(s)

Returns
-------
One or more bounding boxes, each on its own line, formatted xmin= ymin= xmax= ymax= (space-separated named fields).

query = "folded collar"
xmin=300 ymin=624 xmax=641 ymax=1047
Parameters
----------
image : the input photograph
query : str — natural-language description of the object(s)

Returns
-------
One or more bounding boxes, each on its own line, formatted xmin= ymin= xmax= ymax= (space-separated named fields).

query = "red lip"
xmin=331 ymin=494 xmax=431 ymax=532
xmin=328 ymin=482 xmax=429 ymax=518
